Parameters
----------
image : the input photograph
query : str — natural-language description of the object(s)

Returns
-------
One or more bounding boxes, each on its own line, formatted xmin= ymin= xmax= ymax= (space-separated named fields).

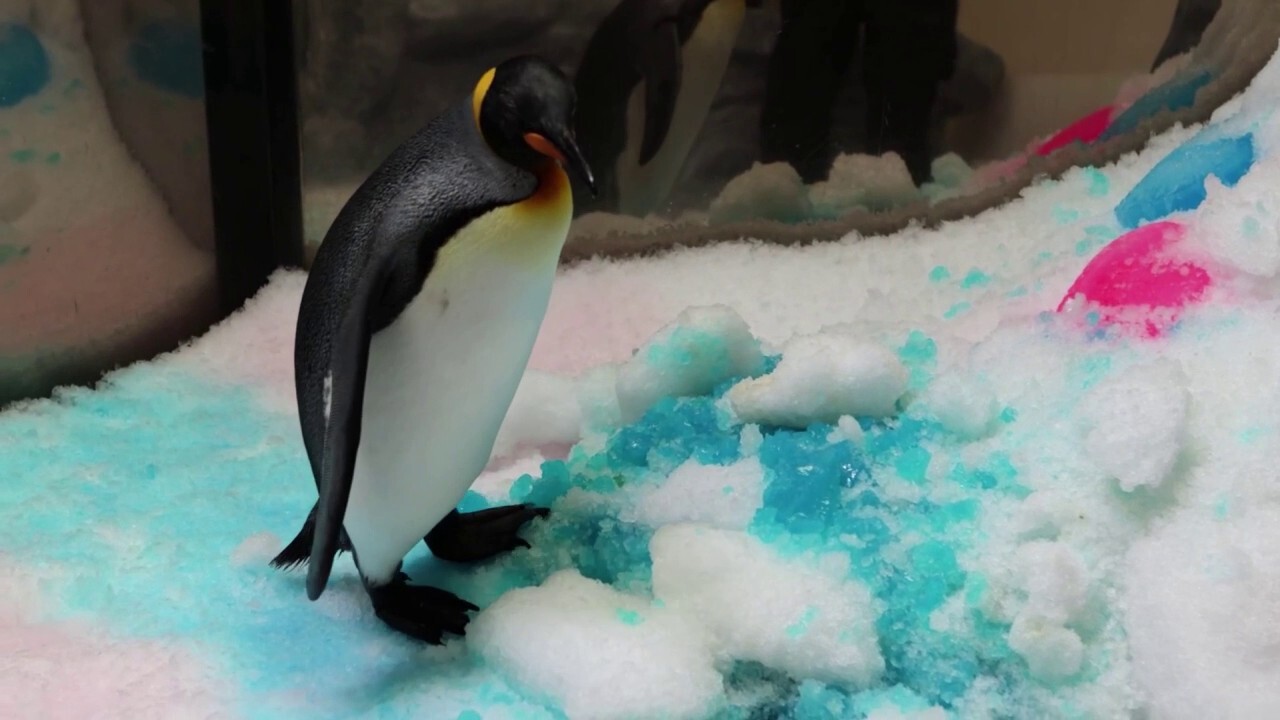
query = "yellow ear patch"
xmin=472 ymin=67 xmax=497 ymax=129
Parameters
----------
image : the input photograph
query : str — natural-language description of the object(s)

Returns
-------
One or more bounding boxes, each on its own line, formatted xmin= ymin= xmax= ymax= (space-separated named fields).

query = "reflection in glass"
xmin=296 ymin=0 xmax=1256 ymax=255
xmin=0 ymin=1 xmax=218 ymax=406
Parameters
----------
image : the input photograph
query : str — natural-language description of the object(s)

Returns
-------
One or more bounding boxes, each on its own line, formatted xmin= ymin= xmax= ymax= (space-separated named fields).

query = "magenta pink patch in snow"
xmin=1057 ymin=220 xmax=1214 ymax=338
xmin=1035 ymin=105 xmax=1114 ymax=157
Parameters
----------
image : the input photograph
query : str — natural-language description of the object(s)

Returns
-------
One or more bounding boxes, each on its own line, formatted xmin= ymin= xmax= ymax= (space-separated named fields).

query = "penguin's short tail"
xmin=270 ymin=509 xmax=316 ymax=570
xmin=269 ymin=502 xmax=353 ymax=569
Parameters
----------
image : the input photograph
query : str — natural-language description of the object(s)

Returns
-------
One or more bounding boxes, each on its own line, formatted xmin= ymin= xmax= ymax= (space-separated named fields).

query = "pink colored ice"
xmin=1035 ymin=106 xmax=1115 ymax=157
xmin=1057 ymin=220 xmax=1214 ymax=337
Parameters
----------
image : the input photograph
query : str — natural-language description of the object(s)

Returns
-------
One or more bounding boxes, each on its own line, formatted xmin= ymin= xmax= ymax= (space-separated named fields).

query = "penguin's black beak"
xmin=526 ymin=128 xmax=597 ymax=198
xmin=555 ymin=132 xmax=597 ymax=198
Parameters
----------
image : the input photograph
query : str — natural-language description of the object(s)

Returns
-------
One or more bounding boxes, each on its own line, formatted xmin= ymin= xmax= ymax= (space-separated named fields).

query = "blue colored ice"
xmin=1114 ymin=132 xmax=1255 ymax=228
xmin=0 ymin=23 xmax=50 ymax=108
xmin=0 ymin=317 xmax=1095 ymax=718
xmin=1100 ymin=68 xmax=1213 ymax=142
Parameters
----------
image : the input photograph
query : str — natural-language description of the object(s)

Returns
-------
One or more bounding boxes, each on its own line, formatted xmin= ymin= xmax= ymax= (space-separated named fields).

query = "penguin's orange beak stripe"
xmin=524 ymin=132 xmax=566 ymax=163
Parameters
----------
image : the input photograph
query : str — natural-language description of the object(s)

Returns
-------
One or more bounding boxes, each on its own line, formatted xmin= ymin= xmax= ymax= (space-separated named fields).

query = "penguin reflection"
xmin=571 ymin=0 xmax=759 ymax=217
xmin=759 ymin=0 xmax=959 ymax=187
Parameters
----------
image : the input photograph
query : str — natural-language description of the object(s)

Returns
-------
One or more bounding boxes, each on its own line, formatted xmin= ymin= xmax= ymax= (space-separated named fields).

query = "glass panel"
xmin=0 ymin=0 xmax=218 ymax=406
xmin=296 ymin=0 xmax=1272 ymax=260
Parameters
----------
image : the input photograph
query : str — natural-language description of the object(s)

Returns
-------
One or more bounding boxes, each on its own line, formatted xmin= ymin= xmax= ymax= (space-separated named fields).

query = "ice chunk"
xmin=615 ymin=306 xmax=766 ymax=423
xmin=650 ymin=524 xmax=885 ymax=687
xmin=468 ymin=569 xmax=723 ymax=720
xmin=1114 ymin=132 xmax=1256 ymax=229
xmin=1075 ymin=359 xmax=1189 ymax=492
xmin=709 ymin=161 xmax=812 ymax=225
xmin=827 ymin=414 xmax=867 ymax=448
xmin=625 ymin=456 xmax=765 ymax=531
xmin=918 ymin=374 xmax=999 ymax=440
xmin=1007 ymin=611 xmax=1085 ymax=683
xmin=1014 ymin=540 xmax=1090 ymax=626
xmin=727 ymin=333 xmax=907 ymax=427
xmin=921 ymin=153 xmax=974 ymax=201
xmin=808 ymin=152 xmax=921 ymax=217
xmin=1012 ymin=490 xmax=1081 ymax=541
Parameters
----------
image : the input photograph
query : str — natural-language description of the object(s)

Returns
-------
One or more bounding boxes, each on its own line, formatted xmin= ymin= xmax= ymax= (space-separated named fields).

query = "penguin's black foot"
xmin=367 ymin=573 xmax=478 ymax=644
xmin=424 ymin=504 xmax=550 ymax=563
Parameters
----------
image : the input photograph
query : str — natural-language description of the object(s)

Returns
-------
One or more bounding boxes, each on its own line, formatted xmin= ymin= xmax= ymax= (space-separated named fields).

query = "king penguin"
xmin=571 ymin=0 xmax=755 ymax=217
xmin=270 ymin=55 xmax=596 ymax=644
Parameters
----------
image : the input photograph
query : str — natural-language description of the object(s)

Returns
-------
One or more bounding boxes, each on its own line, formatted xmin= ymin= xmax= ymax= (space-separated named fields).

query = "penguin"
xmin=269 ymin=55 xmax=596 ymax=644
xmin=571 ymin=0 xmax=756 ymax=218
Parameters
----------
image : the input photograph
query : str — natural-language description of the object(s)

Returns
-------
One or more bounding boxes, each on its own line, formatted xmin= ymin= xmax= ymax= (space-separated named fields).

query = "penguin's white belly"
xmin=615 ymin=0 xmax=746 ymax=217
xmin=341 ymin=200 xmax=567 ymax=583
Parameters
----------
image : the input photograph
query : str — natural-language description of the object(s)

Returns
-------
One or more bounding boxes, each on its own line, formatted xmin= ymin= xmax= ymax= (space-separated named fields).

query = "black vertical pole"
xmin=200 ymin=0 xmax=305 ymax=315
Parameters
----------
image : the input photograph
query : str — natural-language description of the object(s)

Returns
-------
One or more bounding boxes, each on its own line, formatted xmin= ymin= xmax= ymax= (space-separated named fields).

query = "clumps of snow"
xmin=1074 ymin=358 xmax=1190 ymax=492
xmin=1004 ymin=541 xmax=1093 ymax=683
xmin=651 ymin=524 xmax=885 ymax=688
xmin=468 ymin=524 xmax=887 ymax=719
xmin=707 ymin=152 xmax=922 ymax=224
xmin=623 ymin=456 xmax=766 ymax=531
xmin=1125 ymin=505 xmax=1280 ymax=719
xmin=708 ymin=161 xmax=813 ymax=225
xmin=916 ymin=373 xmax=1000 ymax=440
xmin=1007 ymin=612 xmax=1086 ymax=683
xmin=1193 ymin=168 xmax=1280 ymax=280
xmin=615 ymin=305 xmax=766 ymax=423
xmin=727 ymin=332 xmax=907 ymax=427
xmin=808 ymin=152 xmax=922 ymax=217
xmin=468 ymin=569 xmax=723 ymax=720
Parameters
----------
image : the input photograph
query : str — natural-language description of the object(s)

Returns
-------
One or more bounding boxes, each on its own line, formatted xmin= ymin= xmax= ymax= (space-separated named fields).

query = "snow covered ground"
xmin=4 ymin=6 xmax=1280 ymax=720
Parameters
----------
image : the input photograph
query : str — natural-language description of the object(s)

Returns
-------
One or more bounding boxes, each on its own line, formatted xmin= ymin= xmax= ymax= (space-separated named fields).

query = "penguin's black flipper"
xmin=425 ymin=505 xmax=550 ymax=563
xmin=305 ymin=256 xmax=393 ymax=602
xmin=637 ymin=19 xmax=682 ymax=166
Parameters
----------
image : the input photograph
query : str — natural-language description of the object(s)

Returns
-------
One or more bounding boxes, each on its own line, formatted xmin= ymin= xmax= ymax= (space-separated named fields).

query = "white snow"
xmin=726 ymin=332 xmax=909 ymax=427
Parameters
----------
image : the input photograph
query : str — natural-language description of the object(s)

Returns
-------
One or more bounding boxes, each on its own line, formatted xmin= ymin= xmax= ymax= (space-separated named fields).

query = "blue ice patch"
xmin=1099 ymin=68 xmax=1213 ymax=142
xmin=1114 ymin=131 xmax=1255 ymax=229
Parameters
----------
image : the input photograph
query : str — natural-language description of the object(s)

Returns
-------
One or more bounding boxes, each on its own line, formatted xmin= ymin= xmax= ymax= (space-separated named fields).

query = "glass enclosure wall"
xmin=0 ymin=0 xmax=1262 ymax=406
xmin=0 ymin=0 xmax=219 ymax=406
xmin=294 ymin=0 xmax=1229 ymax=255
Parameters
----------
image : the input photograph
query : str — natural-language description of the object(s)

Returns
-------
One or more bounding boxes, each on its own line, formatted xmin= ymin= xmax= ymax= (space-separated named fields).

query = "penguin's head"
xmin=473 ymin=56 xmax=598 ymax=197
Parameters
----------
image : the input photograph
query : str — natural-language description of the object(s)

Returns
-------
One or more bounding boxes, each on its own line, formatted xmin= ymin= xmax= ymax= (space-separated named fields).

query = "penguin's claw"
xmin=425 ymin=504 xmax=550 ymax=563
xmin=368 ymin=579 xmax=478 ymax=644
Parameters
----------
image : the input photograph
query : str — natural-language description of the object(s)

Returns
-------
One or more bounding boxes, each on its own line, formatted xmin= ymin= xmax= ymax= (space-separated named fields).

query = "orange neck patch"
xmin=517 ymin=159 xmax=571 ymax=216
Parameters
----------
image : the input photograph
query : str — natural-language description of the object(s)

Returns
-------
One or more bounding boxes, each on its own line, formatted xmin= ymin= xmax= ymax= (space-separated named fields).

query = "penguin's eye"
xmin=523 ymin=132 xmax=565 ymax=162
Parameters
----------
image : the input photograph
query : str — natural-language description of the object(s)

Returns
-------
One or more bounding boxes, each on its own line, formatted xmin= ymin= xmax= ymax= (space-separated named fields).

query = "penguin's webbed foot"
xmin=425 ymin=504 xmax=550 ymax=563
xmin=368 ymin=573 xmax=478 ymax=644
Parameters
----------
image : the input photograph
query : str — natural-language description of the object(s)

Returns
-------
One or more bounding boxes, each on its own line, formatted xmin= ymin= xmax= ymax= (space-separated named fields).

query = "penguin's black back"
xmin=572 ymin=0 xmax=716 ymax=211
xmin=293 ymin=101 xmax=538 ymax=485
